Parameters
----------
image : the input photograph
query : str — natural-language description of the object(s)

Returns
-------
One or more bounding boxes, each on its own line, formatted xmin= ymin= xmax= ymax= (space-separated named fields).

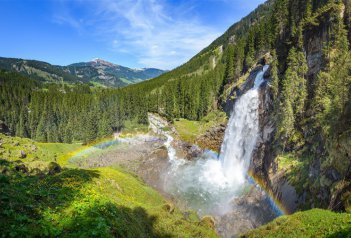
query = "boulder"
xmin=196 ymin=124 xmax=226 ymax=152
xmin=48 ymin=162 xmax=62 ymax=175
xmin=174 ymin=140 xmax=203 ymax=160
xmin=19 ymin=150 xmax=27 ymax=159
xmin=15 ymin=163 xmax=28 ymax=174
xmin=162 ymin=202 xmax=175 ymax=214
xmin=152 ymin=146 xmax=168 ymax=159
xmin=31 ymin=145 xmax=37 ymax=152
xmin=200 ymin=216 xmax=215 ymax=229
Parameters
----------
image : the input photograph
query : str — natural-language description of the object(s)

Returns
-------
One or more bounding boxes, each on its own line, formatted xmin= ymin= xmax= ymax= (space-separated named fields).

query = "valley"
xmin=1 ymin=0 xmax=351 ymax=237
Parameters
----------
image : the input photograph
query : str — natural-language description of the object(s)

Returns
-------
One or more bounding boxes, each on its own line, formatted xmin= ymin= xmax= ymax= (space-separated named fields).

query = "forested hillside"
xmin=0 ymin=70 xmax=150 ymax=143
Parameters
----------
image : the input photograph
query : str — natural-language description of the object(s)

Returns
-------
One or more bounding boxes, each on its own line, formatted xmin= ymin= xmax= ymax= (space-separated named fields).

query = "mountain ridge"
xmin=0 ymin=56 xmax=166 ymax=87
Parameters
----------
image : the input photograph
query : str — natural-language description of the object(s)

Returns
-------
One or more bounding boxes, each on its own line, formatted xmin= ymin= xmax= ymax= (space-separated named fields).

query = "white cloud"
xmin=55 ymin=0 xmax=221 ymax=69
xmin=52 ymin=1 xmax=83 ymax=30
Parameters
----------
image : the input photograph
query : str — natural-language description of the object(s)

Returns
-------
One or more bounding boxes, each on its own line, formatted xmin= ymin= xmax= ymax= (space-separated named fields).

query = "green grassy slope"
xmin=241 ymin=209 xmax=351 ymax=238
xmin=0 ymin=134 xmax=218 ymax=237
xmin=173 ymin=111 xmax=227 ymax=144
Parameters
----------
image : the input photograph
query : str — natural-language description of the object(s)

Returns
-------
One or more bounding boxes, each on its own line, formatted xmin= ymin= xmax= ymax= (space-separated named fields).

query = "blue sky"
xmin=0 ymin=0 xmax=266 ymax=70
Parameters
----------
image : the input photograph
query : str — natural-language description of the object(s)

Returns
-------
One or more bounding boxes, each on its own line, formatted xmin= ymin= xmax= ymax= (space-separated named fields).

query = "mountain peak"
xmin=91 ymin=58 xmax=115 ymax=67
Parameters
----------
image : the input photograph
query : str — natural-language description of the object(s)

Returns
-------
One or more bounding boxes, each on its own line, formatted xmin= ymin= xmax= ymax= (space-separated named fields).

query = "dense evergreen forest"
xmin=0 ymin=70 xmax=150 ymax=143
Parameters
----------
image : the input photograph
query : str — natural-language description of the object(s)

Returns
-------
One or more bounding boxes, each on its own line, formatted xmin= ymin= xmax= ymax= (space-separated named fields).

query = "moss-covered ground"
xmin=241 ymin=209 xmax=351 ymax=238
xmin=0 ymin=133 xmax=218 ymax=237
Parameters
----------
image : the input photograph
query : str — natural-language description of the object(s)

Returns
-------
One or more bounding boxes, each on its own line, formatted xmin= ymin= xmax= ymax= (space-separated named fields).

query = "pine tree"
xmin=224 ymin=45 xmax=235 ymax=84
xmin=313 ymin=12 xmax=351 ymax=136
xmin=83 ymin=109 xmax=97 ymax=144
xmin=98 ymin=113 xmax=112 ymax=138
xmin=276 ymin=47 xmax=308 ymax=143
xmin=35 ymin=115 xmax=47 ymax=142
xmin=270 ymin=50 xmax=279 ymax=100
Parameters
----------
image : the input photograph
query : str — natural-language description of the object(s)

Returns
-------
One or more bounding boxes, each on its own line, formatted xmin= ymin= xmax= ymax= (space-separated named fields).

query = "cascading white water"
xmin=163 ymin=65 xmax=269 ymax=215
xmin=219 ymin=65 xmax=269 ymax=185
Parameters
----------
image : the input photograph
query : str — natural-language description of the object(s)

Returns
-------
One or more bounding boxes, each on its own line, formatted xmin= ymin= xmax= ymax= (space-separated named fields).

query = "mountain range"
xmin=0 ymin=57 xmax=165 ymax=87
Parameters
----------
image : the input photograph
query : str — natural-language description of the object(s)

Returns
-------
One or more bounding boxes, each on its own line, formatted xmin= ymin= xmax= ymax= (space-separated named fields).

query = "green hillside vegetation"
xmin=0 ymin=133 xmax=218 ymax=237
xmin=0 ymin=133 xmax=82 ymax=170
xmin=0 ymin=57 xmax=81 ymax=83
xmin=174 ymin=111 xmax=227 ymax=144
xmin=241 ymin=209 xmax=351 ymax=238
xmin=2 ymin=0 xmax=349 ymax=142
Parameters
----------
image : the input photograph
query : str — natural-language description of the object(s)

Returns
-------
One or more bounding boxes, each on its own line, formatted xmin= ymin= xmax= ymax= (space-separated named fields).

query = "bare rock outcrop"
xmin=173 ymin=140 xmax=203 ymax=160
xmin=196 ymin=124 xmax=226 ymax=152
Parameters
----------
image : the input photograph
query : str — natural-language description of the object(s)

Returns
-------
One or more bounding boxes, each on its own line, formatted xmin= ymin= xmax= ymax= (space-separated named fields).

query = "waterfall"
xmin=219 ymin=65 xmax=269 ymax=186
xmin=163 ymin=65 xmax=269 ymax=215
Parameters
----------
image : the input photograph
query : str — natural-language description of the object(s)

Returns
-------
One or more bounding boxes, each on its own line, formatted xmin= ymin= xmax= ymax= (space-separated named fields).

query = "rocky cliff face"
xmin=254 ymin=74 xmax=301 ymax=214
xmin=247 ymin=2 xmax=351 ymax=214
xmin=221 ymin=66 xmax=264 ymax=116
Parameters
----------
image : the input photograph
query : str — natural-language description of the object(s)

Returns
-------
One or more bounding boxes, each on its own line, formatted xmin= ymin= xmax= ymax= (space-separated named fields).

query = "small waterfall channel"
xmin=160 ymin=65 xmax=271 ymax=216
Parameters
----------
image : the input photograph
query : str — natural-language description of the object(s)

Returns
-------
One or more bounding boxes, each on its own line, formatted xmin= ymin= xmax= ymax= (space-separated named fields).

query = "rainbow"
xmin=59 ymin=136 xmax=122 ymax=165
xmin=59 ymin=133 xmax=159 ymax=165
xmin=248 ymin=171 xmax=290 ymax=216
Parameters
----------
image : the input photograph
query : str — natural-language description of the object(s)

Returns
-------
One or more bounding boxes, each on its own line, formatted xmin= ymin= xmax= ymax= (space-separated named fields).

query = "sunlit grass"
xmin=0 ymin=133 xmax=218 ymax=237
xmin=241 ymin=209 xmax=351 ymax=238
xmin=173 ymin=110 xmax=227 ymax=144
